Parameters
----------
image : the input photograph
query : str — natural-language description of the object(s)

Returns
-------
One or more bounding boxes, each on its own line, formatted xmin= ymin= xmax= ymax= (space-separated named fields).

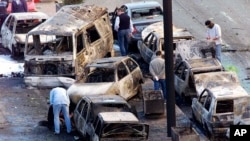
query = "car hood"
xmin=67 ymin=82 xmax=116 ymax=104
xmin=194 ymin=71 xmax=240 ymax=96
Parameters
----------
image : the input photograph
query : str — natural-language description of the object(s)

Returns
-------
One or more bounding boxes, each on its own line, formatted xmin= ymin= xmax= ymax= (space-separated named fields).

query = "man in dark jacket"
xmin=11 ymin=0 xmax=27 ymax=13
xmin=114 ymin=8 xmax=133 ymax=56
xmin=0 ymin=0 xmax=9 ymax=29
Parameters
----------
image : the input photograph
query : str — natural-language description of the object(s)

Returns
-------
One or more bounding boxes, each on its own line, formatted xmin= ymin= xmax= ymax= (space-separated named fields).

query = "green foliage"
xmin=224 ymin=65 xmax=239 ymax=73
xmin=63 ymin=0 xmax=84 ymax=5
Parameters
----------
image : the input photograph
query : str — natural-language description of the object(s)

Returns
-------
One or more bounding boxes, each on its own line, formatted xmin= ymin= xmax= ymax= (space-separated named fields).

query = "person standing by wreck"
xmin=49 ymin=87 xmax=71 ymax=135
xmin=11 ymin=0 xmax=27 ymax=13
xmin=205 ymin=20 xmax=222 ymax=62
xmin=149 ymin=50 xmax=166 ymax=100
xmin=0 ymin=0 xmax=9 ymax=29
xmin=114 ymin=7 xmax=134 ymax=56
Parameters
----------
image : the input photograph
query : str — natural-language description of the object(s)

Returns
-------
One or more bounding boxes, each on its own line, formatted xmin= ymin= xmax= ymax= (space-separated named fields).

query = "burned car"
xmin=194 ymin=71 xmax=250 ymax=139
xmin=191 ymin=82 xmax=250 ymax=139
xmin=73 ymin=95 xmax=141 ymax=139
xmin=67 ymin=56 xmax=144 ymax=104
xmin=1 ymin=12 xmax=48 ymax=58
xmin=137 ymin=21 xmax=193 ymax=64
xmin=23 ymin=4 xmax=114 ymax=88
xmin=89 ymin=112 xmax=149 ymax=141
xmin=174 ymin=58 xmax=224 ymax=100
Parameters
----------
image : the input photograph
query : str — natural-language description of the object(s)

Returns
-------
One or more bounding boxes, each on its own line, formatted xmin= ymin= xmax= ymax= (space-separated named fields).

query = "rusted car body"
xmin=1 ymin=12 xmax=48 ymax=57
xmin=137 ymin=21 xmax=194 ymax=64
xmin=226 ymin=99 xmax=250 ymax=139
xmin=23 ymin=4 xmax=114 ymax=88
xmin=175 ymin=39 xmax=216 ymax=65
xmin=174 ymin=58 xmax=224 ymax=99
xmin=67 ymin=56 xmax=144 ymax=104
xmin=89 ymin=112 xmax=149 ymax=141
xmin=73 ymin=95 xmax=138 ymax=138
xmin=191 ymin=79 xmax=250 ymax=139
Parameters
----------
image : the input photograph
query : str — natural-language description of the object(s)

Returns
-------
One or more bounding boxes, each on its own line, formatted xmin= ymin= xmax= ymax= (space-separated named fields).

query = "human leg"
xmin=124 ymin=29 xmax=130 ymax=55
xmin=53 ymin=104 xmax=62 ymax=134
xmin=153 ymin=80 xmax=160 ymax=90
xmin=215 ymin=44 xmax=222 ymax=62
xmin=118 ymin=30 xmax=126 ymax=56
xmin=159 ymin=79 xmax=167 ymax=100
xmin=61 ymin=104 xmax=71 ymax=133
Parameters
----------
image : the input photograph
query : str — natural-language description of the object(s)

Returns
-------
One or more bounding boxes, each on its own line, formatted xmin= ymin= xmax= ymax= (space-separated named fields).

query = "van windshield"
xmin=25 ymin=35 xmax=73 ymax=56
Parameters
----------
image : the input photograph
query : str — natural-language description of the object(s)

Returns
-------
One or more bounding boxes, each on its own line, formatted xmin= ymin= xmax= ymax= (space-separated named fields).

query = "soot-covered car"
xmin=191 ymin=74 xmax=250 ymax=139
xmin=1 ymin=12 xmax=48 ymax=58
xmin=67 ymin=56 xmax=144 ymax=104
xmin=73 ymin=95 xmax=141 ymax=139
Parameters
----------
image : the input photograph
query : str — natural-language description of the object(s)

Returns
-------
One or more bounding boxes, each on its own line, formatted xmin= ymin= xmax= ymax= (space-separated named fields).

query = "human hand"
xmin=154 ymin=76 xmax=159 ymax=81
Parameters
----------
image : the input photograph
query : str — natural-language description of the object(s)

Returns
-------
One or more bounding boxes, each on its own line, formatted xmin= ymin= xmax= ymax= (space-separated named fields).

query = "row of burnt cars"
xmin=137 ymin=21 xmax=250 ymax=140
xmin=2 ymin=1 xmax=249 ymax=140
xmin=0 ymin=3 xmax=156 ymax=141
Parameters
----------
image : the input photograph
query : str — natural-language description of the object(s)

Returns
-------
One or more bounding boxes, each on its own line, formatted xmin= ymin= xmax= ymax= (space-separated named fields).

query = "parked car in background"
xmin=191 ymin=83 xmax=250 ymax=139
xmin=23 ymin=4 xmax=114 ymax=88
xmin=7 ymin=0 xmax=37 ymax=13
xmin=110 ymin=1 xmax=163 ymax=46
xmin=1 ymin=12 xmax=48 ymax=58
xmin=67 ymin=56 xmax=144 ymax=104
xmin=72 ymin=95 xmax=147 ymax=140
xmin=137 ymin=21 xmax=193 ymax=64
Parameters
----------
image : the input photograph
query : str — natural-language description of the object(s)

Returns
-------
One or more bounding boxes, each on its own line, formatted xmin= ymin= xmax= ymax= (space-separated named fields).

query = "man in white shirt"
xmin=205 ymin=20 xmax=222 ymax=62
xmin=49 ymin=87 xmax=71 ymax=135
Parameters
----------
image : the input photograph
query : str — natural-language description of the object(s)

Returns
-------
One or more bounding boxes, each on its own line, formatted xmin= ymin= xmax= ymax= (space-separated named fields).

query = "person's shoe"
xmin=54 ymin=132 xmax=60 ymax=135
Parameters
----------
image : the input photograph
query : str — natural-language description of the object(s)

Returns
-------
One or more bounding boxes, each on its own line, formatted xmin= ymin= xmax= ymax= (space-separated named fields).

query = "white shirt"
xmin=49 ymin=87 xmax=70 ymax=106
xmin=206 ymin=24 xmax=222 ymax=45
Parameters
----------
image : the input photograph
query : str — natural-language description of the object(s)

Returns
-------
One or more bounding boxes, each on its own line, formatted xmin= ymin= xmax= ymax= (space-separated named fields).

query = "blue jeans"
xmin=215 ymin=44 xmax=221 ymax=62
xmin=153 ymin=79 xmax=167 ymax=100
xmin=118 ymin=29 xmax=130 ymax=56
xmin=53 ymin=104 xmax=71 ymax=133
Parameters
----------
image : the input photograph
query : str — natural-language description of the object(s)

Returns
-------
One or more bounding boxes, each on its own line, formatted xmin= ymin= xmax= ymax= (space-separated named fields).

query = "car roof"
xmin=28 ymin=4 xmax=108 ymax=36
xmin=98 ymin=112 xmax=139 ymax=123
xmin=124 ymin=1 xmax=161 ymax=9
xmin=141 ymin=21 xmax=193 ymax=41
xmin=8 ymin=12 xmax=48 ymax=20
xmin=86 ymin=56 xmax=130 ymax=68
xmin=84 ymin=95 xmax=128 ymax=104
xmin=208 ymin=84 xmax=249 ymax=100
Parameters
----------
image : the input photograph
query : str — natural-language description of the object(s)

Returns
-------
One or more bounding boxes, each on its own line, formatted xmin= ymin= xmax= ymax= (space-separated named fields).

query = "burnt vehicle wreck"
xmin=67 ymin=56 xmax=144 ymax=103
xmin=23 ymin=4 xmax=114 ymax=88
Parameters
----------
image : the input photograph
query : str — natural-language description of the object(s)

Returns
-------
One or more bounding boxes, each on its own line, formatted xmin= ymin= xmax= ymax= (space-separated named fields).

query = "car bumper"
xmin=24 ymin=76 xmax=75 ymax=88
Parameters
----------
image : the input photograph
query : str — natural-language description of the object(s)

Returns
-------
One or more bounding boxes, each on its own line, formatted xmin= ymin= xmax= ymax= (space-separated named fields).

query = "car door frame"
xmin=117 ymin=60 xmax=134 ymax=100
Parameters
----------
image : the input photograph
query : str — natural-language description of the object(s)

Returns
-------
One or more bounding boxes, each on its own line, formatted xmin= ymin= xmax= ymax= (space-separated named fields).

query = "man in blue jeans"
xmin=114 ymin=7 xmax=133 ymax=56
xmin=49 ymin=87 xmax=71 ymax=135
xmin=149 ymin=50 xmax=166 ymax=100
